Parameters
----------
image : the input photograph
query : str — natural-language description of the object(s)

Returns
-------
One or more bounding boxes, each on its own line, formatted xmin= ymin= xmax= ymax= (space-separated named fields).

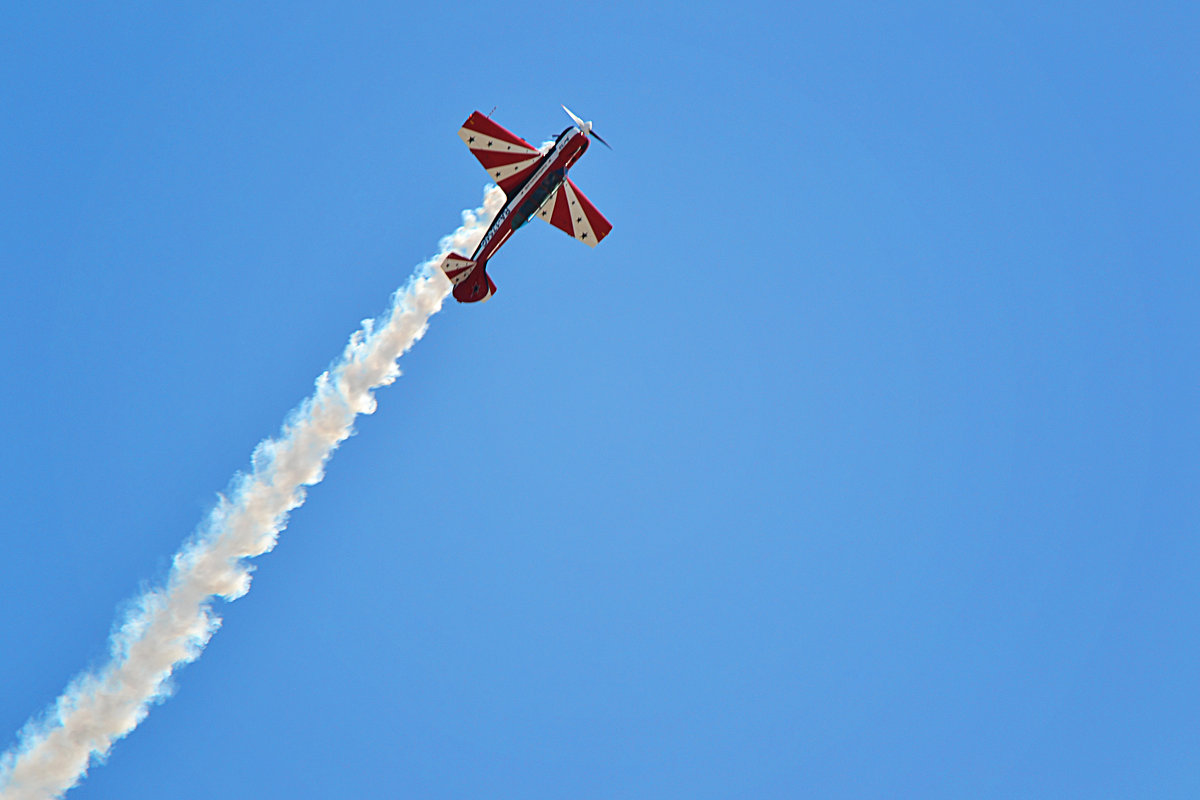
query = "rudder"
xmin=453 ymin=266 xmax=496 ymax=303
xmin=439 ymin=253 xmax=496 ymax=304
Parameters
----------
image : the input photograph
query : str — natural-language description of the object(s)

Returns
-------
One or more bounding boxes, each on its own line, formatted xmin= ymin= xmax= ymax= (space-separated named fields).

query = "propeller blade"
xmin=562 ymin=105 xmax=611 ymax=149
xmin=561 ymin=104 xmax=587 ymax=130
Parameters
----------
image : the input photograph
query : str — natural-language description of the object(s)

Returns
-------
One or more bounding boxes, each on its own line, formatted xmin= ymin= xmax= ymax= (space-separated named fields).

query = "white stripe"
xmin=458 ymin=127 xmax=537 ymax=154
xmin=563 ymin=182 xmax=596 ymax=245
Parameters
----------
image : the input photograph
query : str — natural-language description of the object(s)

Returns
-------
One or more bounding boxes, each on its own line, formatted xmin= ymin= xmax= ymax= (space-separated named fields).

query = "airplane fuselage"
xmin=471 ymin=128 xmax=590 ymax=265
xmin=441 ymin=108 xmax=612 ymax=303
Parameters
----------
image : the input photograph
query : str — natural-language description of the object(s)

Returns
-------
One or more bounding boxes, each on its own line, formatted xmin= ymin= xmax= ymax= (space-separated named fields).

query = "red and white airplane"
xmin=439 ymin=106 xmax=613 ymax=303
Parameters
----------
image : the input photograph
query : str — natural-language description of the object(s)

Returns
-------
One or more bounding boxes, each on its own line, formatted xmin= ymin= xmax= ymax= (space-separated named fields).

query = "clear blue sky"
xmin=1 ymin=2 xmax=1197 ymax=797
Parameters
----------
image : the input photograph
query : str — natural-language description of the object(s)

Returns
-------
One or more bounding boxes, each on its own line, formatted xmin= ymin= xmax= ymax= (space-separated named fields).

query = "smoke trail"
xmin=0 ymin=186 xmax=505 ymax=800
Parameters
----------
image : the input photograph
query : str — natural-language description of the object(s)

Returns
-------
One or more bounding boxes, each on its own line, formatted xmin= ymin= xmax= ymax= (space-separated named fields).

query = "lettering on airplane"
xmin=478 ymin=203 xmax=513 ymax=252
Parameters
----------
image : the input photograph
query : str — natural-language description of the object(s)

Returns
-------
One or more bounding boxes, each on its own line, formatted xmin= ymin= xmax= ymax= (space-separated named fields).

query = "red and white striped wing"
xmin=535 ymin=178 xmax=613 ymax=247
xmin=458 ymin=112 xmax=543 ymax=197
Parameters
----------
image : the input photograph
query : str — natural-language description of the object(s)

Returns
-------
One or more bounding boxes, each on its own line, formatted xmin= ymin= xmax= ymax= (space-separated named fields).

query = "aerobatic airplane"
xmin=438 ymin=106 xmax=613 ymax=303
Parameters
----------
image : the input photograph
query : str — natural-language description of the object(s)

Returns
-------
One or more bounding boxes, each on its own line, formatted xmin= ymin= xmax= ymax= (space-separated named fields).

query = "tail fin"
xmin=438 ymin=253 xmax=496 ymax=304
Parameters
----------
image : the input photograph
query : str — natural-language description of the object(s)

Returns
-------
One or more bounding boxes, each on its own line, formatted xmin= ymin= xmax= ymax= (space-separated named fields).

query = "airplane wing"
xmin=458 ymin=112 xmax=543 ymax=197
xmin=535 ymin=178 xmax=613 ymax=247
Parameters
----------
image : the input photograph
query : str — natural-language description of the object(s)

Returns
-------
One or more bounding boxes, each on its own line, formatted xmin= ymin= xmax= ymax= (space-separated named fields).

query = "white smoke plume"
xmin=0 ymin=185 xmax=505 ymax=800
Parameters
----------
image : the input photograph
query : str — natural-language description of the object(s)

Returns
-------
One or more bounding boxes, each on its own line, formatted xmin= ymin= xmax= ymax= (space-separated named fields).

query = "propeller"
xmin=562 ymin=104 xmax=612 ymax=149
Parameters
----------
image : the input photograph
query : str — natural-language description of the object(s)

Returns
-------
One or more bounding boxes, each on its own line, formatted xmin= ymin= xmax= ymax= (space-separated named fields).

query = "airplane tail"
xmin=438 ymin=253 xmax=496 ymax=304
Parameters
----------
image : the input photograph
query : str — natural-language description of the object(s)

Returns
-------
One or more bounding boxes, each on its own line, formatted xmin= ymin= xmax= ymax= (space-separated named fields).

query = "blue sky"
xmin=1 ymin=1 xmax=1197 ymax=797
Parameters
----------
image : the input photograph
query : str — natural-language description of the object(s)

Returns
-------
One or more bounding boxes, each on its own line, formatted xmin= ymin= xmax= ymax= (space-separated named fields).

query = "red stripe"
xmin=472 ymin=150 xmax=537 ymax=169
xmin=549 ymin=186 xmax=573 ymax=233
xmin=497 ymin=168 xmax=538 ymax=195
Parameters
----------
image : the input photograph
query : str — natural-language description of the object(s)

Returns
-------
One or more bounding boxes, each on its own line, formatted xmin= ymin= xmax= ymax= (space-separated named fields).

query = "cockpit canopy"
xmin=553 ymin=126 xmax=575 ymax=147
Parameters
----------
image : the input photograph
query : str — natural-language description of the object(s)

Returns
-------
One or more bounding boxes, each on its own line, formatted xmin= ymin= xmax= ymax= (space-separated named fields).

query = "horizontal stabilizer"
xmin=438 ymin=252 xmax=477 ymax=285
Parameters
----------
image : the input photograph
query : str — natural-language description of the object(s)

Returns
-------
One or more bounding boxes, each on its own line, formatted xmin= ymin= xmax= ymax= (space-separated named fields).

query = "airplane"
xmin=438 ymin=106 xmax=613 ymax=303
